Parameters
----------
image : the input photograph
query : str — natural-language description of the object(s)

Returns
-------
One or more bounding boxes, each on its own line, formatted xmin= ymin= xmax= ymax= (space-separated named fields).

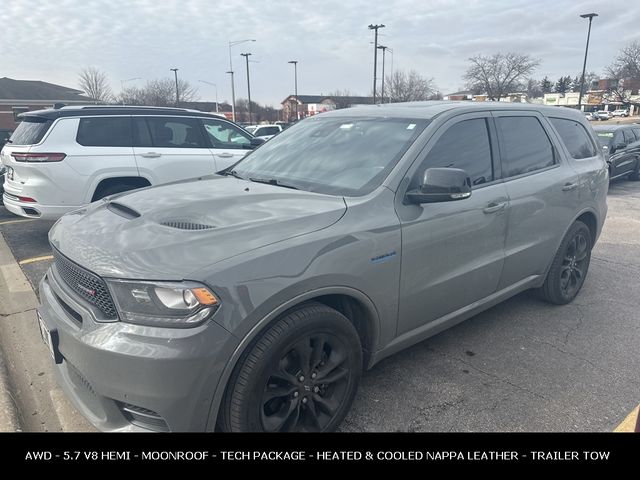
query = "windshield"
xmin=595 ymin=131 xmax=614 ymax=146
xmin=231 ymin=116 xmax=428 ymax=196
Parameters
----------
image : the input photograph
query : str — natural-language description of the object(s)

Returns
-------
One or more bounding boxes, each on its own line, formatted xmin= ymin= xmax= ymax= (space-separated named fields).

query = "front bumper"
xmin=37 ymin=267 xmax=238 ymax=432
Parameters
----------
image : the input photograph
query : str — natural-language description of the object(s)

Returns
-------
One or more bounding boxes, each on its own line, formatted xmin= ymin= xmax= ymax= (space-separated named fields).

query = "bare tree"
xmin=525 ymin=78 xmax=543 ymax=100
xmin=464 ymin=53 xmax=540 ymax=100
xmin=78 ymin=67 xmax=112 ymax=102
xmin=116 ymin=78 xmax=198 ymax=106
xmin=327 ymin=89 xmax=354 ymax=109
xmin=606 ymin=40 xmax=640 ymax=81
xmin=384 ymin=70 xmax=436 ymax=103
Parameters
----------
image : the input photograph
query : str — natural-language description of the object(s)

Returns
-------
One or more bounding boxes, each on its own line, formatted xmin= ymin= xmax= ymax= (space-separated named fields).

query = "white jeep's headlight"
xmin=107 ymin=279 xmax=219 ymax=328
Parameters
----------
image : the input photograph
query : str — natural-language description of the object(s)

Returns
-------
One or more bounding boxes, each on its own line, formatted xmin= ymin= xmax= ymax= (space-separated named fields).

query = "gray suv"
xmin=38 ymin=102 xmax=608 ymax=432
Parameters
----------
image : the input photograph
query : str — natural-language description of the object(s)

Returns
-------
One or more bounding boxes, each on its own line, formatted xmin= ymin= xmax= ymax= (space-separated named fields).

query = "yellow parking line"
xmin=613 ymin=405 xmax=639 ymax=432
xmin=0 ymin=218 xmax=37 ymax=226
xmin=18 ymin=255 xmax=54 ymax=266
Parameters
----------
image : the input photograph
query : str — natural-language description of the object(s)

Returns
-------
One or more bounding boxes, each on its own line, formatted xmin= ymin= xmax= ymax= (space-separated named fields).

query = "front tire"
xmin=220 ymin=302 xmax=362 ymax=432
xmin=539 ymin=221 xmax=592 ymax=305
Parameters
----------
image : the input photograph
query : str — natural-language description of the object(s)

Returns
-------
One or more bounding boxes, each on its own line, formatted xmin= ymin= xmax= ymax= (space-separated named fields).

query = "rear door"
xmin=608 ymin=130 xmax=635 ymax=177
xmin=200 ymin=118 xmax=253 ymax=171
xmin=132 ymin=116 xmax=216 ymax=185
xmin=493 ymin=112 xmax=581 ymax=288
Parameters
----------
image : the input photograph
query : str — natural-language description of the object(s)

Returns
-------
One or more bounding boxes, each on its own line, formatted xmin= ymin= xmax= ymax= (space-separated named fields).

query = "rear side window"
xmin=142 ymin=117 xmax=206 ymax=148
xmin=549 ymin=117 xmax=596 ymax=159
xmin=76 ymin=117 xmax=132 ymax=147
xmin=496 ymin=117 xmax=556 ymax=177
xmin=416 ymin=118 xmax=494 ymax=187
xmin=623 ymin=129 xmax=636 ymax=144
xmin=8 ymin=117 xmax=52 ymax=145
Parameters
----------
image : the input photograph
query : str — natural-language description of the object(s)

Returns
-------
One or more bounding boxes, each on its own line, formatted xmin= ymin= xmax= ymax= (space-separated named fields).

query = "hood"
xmin=49 ymin=176 xmax=346 ymax=279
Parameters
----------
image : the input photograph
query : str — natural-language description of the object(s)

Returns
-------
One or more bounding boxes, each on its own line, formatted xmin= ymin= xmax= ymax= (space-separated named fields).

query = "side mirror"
xmin=612 ymin=142 xmax=626 ymax=153
xmin=406 ymin=167 xmax=472 ymax=204
xmin=249 ymin=137 xmax=266 ymax=148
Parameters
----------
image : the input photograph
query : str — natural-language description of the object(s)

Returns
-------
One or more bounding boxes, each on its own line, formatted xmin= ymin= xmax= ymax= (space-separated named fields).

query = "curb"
xmin=0 ymin=347 xmax=21 ymax=432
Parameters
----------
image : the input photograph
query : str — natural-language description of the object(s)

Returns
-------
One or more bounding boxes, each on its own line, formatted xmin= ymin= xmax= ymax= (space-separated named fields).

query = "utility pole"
xmin=229 ymin=39 xmax=256 ymax=122
xmin=170 ymin=68 xmax=179 ymax=107
xmin=578 ymin=13 xmax=598 ymax=112
xmin=377 ymin=45 xmax=388 ymax=104
xmin=198 ymin=80 xmax=218 ymax=112
xmin=368 ymin=24 xmax=385 ymax=104
xmin=288 ymin=60 xmax=298 ymax=120
xmin=241 ymin=53 xmax=252 ymax=124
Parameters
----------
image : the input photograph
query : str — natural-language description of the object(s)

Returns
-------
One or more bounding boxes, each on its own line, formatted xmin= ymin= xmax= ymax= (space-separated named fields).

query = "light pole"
xmin=377 ymin=45 xmax=388 ymax=104
xmin=170 ymin=68 xmax=179 ymax=107
xmin=368 ymin=24 xmax=385 ymax=104
xmin=120 ymin=77 xmax=140 ymax=105
xmin=288 ymin=60 xmax=298 ymax=121
xmin=241 ymin=53 xmax=252 ymax=124
xmin=578 ymin=13 xmax=598 ymax=111
xmin=198 ymin=80 xmax=219 ymax=112
xmin=229 ymin=39 xmax=256 ymax=122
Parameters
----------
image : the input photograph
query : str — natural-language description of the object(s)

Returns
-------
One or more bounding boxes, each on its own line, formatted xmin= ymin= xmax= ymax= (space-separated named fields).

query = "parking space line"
xmin=18 ymin=255 xmax=53 ymax=266
xmin=0 ymin=219 xmax=37 ymax=226
xmin=613 ymin=405 xmax=639 ymax=432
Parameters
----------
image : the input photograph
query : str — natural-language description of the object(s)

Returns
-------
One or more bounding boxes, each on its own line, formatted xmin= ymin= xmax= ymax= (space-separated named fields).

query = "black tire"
xmin=220 ymin=302 xmax=362 ymax=432
xmin=93 ymin=183 xmax=135 ymax=201
xmin=539 ymin=221 xmax=592 ymax=305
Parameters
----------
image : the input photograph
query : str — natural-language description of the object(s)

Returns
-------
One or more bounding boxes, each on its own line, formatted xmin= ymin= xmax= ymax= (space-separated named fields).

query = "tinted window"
xmin=202 ymin=118 xmax=252 ymax=149
xmin=255 ymin=126 xmax=280 ymax=136
xmin=549 ymin=117 xmax=596 ymax=159
xmin=595 ymin=130 xmax=614 ymax=146
xmin=142 ymin=117 xmax=205 ymax=148
xmin=416 ymin=118 xmax=493 ymax=187
xmin=497 ymin=117 xmax=555 ymax=177
xmin=623 ymin=129 xmax=636 ymax=145
xmin=76 ymin=117 xmax=132 ymax=147
xmin=8 ymin=117 xmax=52 ymax=145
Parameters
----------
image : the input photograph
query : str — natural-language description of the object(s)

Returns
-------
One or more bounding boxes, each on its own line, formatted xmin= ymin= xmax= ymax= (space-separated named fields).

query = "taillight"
xmin=18 ymin=196 xmax=37 ymax=203
xmin=11 ymin=153 xmax=66 ymax=162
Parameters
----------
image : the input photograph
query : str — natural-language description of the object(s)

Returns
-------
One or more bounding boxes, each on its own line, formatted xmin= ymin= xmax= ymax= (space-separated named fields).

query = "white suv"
xmin=1 ymin=106 xmax=261 ymax=219
xmin=248 ymin=124 xmax=283 ymax=140
xmin=611 ymin=109 xmax=629 ymax=117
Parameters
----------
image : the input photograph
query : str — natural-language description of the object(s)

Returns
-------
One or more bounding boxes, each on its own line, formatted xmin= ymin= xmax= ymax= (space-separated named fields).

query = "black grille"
xmin=52 ymin=248 xmax=118 ymax=320
xmin=159 ymin=220 xmax=215 ymax=230
xmin=119 ymin=403 xmax=170 ymax=432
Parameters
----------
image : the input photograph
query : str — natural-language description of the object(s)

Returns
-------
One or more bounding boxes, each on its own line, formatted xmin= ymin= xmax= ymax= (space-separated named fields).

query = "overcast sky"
xmin=1 ymin=0 xmax=638 ymax=106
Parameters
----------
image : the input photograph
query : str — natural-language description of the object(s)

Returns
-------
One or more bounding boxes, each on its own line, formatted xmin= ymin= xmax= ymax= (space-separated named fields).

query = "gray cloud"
xmin=1 ymin=0 xmax=638 ymax=104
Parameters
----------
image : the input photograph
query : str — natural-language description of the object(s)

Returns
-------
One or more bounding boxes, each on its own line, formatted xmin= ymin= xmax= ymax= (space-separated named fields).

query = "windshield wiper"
xmin=249 ymin=177 xmax=300 ymax=190
xmin=223 ymin=169 xmax=245 ymax=180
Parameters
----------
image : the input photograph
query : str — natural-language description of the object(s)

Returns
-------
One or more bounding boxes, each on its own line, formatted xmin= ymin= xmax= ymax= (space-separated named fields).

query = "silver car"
xmin=38 ymin=102 xmax=608 ymax=432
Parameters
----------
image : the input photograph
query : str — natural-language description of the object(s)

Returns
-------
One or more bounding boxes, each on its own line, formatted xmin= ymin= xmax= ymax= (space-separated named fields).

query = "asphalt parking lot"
xmin=0 ymin=179 xmax=639 ymax=432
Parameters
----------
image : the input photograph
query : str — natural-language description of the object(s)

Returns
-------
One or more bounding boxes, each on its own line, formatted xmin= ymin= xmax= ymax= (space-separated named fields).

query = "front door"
xmin=200 ymin=118 xmax=253 ymax=171
xmin=396 ymin=113 xmax=508 ymax=335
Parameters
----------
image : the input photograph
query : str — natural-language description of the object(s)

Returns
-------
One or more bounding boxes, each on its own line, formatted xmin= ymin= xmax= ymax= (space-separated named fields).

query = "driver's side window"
xmin=412 ymin=118 xmax=494 ymax=189
xmin=201 ymin=118 xmax=251 ymax=149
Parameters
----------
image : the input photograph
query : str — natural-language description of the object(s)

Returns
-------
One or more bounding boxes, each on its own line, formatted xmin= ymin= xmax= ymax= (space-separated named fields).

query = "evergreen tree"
xmin=541 ymin=76 xmax=553 ymax=94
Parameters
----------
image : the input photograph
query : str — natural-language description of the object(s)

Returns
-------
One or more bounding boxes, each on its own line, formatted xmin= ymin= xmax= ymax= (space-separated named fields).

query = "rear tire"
xmin=220 ymin=302 xmax=362 ymax=432
xmin=539 ymin=221 xmax=592 ymax=305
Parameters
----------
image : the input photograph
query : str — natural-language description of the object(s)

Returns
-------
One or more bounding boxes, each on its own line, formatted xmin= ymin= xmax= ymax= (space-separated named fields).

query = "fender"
xmin=204 ymin=285 xmax=382 ymax=431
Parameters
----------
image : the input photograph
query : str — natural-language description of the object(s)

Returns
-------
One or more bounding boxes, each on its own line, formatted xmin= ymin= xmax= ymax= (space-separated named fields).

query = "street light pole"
xmin=578 ymin=13 xmax=598 ymax=112
xmin=288 ymin=60 xmax=298 ymax=121
xmin=368 ymin=24 xmax=385 ymax=104
xmin=377 ymin=45 xmax=387 ymax=104
xmin=198 ymin=80 xmax=218 ymax=112
xmin=229 ymin=39 xmax=256 ymax=122
xmin=120 ymin=77 xmax=140 ymax=105
xmin=170 ymin=68 xmax=179 ymax=107
xmin=241 ymin=53 xmax=252 ymax=124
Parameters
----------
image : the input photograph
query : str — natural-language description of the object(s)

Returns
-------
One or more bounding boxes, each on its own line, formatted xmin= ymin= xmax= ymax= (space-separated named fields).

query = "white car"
xmin=250 ymin=124 xmax=283 ymax=140
xmin=595 ymin=110 xmax=613 ymax=121
xmin=584 ymin=112 xmax=596 ymax=121
xmin=611 ymin=109 xmax=629 ymax=117
xmin=1 ymin=105 xmax=260 ymax=219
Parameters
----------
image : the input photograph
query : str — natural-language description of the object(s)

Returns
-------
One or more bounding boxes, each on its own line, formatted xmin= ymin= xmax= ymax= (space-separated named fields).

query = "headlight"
xmin=106 ymin=279 xmax=220 ymax=328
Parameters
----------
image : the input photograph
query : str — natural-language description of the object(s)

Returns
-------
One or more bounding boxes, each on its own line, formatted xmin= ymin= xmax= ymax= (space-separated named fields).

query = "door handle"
xmin=483 ymin=201 xmax=507 ymax=214
xmin=140 ymin=152 xmax=161 ymax=158
xmin=562 ymin=182 xmax=578 ymax=191
xmin=217 ymin=153 xmax=234 ymax=158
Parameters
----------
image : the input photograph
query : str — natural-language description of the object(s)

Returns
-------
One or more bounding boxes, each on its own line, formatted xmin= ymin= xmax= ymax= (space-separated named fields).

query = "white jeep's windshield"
xmin=231 ymin=115 xmax=428 ymax=196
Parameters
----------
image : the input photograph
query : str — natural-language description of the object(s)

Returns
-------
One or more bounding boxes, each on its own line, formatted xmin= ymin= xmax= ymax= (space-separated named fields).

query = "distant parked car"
xmin=611 ymin=109 xmax=629 ymax=118
xmin=593 ymin=124 xmax=640 ymax=181
xmin=584 ymin=112 xmax=596 ymax=121
xmin=251 ymin=124 xmax=283 ymax=140
xmin=1 ymin=105 xmax=262 ymax=219
xmin=595 ymin=110 xmax=613 ymax=121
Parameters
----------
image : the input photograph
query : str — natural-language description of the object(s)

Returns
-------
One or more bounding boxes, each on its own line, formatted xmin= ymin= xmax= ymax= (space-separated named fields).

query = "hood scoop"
xmin=107 ymin=202 xmax=141 ymax=219
xmin=159 ymin=218 xmax=216 ymax=231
